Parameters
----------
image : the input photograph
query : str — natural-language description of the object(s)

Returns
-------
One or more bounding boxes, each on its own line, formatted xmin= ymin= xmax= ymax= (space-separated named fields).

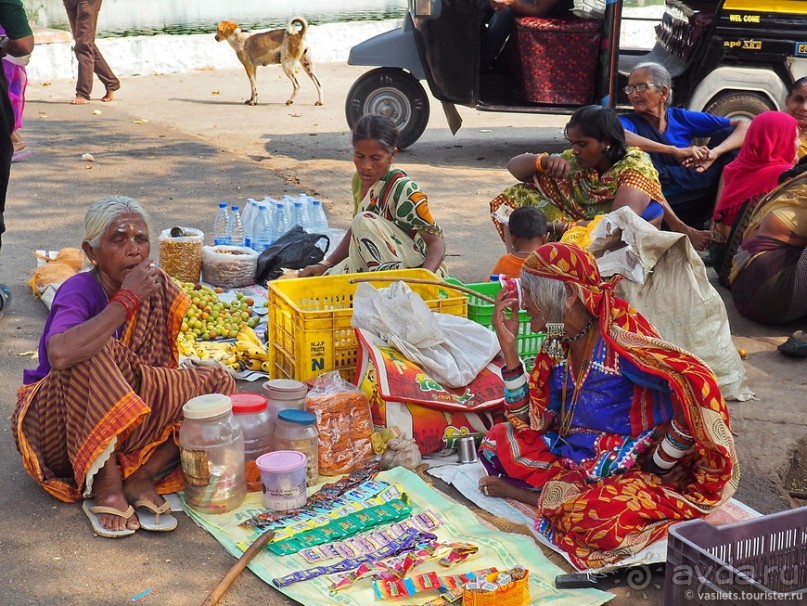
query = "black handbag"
xmin=254 ymin=225 xmax=329 ymax=283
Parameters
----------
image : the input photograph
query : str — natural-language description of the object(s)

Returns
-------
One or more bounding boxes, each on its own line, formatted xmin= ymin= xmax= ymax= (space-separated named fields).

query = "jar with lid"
xmin=262 ymin=379 xmax=308 ymax=445
xmin=272 ymin=409 xmax=319 ymax=485
xmin=179 ymin=394 xmax=247 ymax=513
xmin=230 ymin=392 xmax=273 ymax=492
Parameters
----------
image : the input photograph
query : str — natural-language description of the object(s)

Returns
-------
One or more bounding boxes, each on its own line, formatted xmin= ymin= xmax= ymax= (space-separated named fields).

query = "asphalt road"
xmin=0 ymin=63 xmax=803 ymax=605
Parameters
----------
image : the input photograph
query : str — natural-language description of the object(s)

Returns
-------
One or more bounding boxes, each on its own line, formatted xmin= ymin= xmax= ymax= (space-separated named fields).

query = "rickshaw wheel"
xmin=704 ymin=91 xmax=775 ymax=121
xmin=345 ymin=68 xmax=430 ymax=149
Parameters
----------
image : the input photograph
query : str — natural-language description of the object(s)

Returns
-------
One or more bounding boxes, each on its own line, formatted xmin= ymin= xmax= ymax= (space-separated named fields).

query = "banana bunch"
xmin=177 ymin=333 xmax=240 ymax=371
xmin=234 ymin=326 xmax=271 ymax=371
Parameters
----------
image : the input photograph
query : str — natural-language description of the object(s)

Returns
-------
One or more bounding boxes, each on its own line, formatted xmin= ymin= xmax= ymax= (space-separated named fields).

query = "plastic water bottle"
xmin=242 ymin=199 xmax=256 ymax=249
xmin=292 ymin=200 xmax=309 ymax=231
xmin=252 ymin=204 xmax=272 ymax=252
xmin=213 ymin=202 xmax=231 ymax=245
xmin=272 ymin=200 xmax=290 ymax=242
xmin=308 ymin=199 xmax=329 ymax=233
xmin=230 ymin=205 xmax=245 ymax=246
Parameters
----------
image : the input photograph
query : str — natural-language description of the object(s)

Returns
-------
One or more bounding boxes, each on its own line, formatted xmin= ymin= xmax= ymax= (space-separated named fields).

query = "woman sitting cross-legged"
xmin=478 ymin=243 xmax=738 ymax=568
xmin=490 ymin=105 xmax=711 ymax=250
xmin=299 ymin=114 xmax=446 ymax=277
xmin=13 ymin=196 xmax=236 ymax=538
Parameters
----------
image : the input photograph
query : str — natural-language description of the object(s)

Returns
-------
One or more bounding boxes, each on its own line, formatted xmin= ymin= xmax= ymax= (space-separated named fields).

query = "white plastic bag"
xmin=351 ymin=281 xmax=501 ymax=388
xmin=201 ymin=245 xmax=259 ymax=288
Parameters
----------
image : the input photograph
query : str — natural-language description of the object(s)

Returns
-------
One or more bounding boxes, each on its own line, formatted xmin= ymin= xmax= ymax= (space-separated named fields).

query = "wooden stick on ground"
xmin=200 ymin=528 xmax=275 ymax=606
xmin=348 ymin=276 xmax=496 ymax=304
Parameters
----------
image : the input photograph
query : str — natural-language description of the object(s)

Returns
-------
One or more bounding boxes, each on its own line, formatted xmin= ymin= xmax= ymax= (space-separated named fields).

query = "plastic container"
xmin=213 ymin=202 xmax=231 ymax=246
xmin=158 ymin=226 xmax=204 ymax=284
xmin=664 ymin=507 xmax=807 ymax=605
xmin=272 ymin=409 xmax=319 ymax=485
xmin=262 ymin=379 xmax=308 ymax=437
xmin=230 ymin=393 xmax=273 ymax=492
xmin=445 ymin=279 xmax=544 ymax=371
xmin=255 ymin=450 xmax=308 ymax=511
xmin=267 ymin=268 xmax=467 ymax=381
xmin=179 ymin=394 xmax=247 ymax=513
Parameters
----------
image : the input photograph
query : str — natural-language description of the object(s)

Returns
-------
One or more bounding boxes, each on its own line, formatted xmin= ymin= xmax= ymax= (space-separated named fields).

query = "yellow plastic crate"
xmin=268 ymin=269 xmax=467 ymax=381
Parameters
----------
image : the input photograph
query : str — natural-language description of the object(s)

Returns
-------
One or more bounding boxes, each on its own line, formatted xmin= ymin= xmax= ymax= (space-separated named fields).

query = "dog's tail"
xmin=287 ymin=16 xmax=309 ymax=37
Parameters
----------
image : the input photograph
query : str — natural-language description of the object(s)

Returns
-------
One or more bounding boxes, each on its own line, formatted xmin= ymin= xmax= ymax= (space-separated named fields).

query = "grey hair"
xmin=521 ymin=272 xmax=566 ymax=324
xmin=632 ymin=62 xmax=673 ymax=107
xmin=83 ymin=196 xmax=149 ymax=248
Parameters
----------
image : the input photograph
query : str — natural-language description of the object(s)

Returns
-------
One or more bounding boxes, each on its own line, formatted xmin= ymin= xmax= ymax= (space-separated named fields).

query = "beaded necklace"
xmin=559 ymin=324 xmax=598 ymax=437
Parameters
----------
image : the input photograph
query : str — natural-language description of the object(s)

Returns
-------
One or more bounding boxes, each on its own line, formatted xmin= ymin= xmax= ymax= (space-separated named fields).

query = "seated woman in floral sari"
xmin=13 ymin=197 xmax=235 ymax=538
xmin=478 ymin=243 xmax=737 ymax=568
xmin=299 ymin=114 xmax=445 ymax=277
xmin=490 ymin=105 xmax=710 ymax=250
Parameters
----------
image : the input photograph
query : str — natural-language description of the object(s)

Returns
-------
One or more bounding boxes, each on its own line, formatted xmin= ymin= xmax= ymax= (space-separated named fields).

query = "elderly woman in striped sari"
xmin=13 ymin=197 xmax=235 ymax=538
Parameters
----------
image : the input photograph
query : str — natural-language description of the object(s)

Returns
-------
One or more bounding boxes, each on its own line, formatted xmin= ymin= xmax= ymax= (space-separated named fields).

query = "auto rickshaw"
xmin=345 ymin=0 xmax=807 ymax=148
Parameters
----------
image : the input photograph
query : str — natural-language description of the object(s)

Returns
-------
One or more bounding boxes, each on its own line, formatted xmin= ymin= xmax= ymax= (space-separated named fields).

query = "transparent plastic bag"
xmin=201 ymin=245 xmax=259 ymax=288
xmin=305 ymin=371 xmax=375 ymax=476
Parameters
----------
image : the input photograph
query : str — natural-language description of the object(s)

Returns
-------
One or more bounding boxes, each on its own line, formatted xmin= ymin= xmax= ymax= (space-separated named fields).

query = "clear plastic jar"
xmin=262 ymin=379 xmax=308 ymax=445
xmin=272 ymin=409 xmax=319 ymax=485
xmin=230 ymin=393 xmax=272 ymax=492
xmin=179 ymin=394 xmax=246 ymax=513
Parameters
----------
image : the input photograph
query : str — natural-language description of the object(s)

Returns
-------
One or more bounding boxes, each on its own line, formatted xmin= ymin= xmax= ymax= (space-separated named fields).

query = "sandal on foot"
xmin=82 ymin=500 xmax=137 ymax=538
xmin=778 ymin=331 xmax=807 ymax=358
xmin=133 ymin=499 xmax=177 ymax=532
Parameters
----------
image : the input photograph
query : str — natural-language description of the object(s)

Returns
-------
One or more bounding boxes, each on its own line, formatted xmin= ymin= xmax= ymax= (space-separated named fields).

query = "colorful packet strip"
xmin=299 ymin=510 xmax=442 ymax=563
xmin=374 ymin=572 xmax=442 ymax=600
xmin=440 ymin=568 xmax=498 ymax=591
xmin=240 ymin=464 xmax=382 ymax=529
xmin=408 ymin=586 xmax=465 ymax=606
xmin=268 ymin=498 xmax=412 ymax=556
xmin=272 ymin=528 xmax=438 ymax=588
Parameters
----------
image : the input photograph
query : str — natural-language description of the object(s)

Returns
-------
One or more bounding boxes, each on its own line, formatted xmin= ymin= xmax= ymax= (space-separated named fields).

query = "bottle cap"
xmin=231 ymin=205 xmax=240 ymax=211
xmin=277 ymin=409 xmax=316 ymax=426
xmin=263 ymin=379 xmax=308 ymax=401
xmin=219 ymin=202 xmax=228 ymax=208
xmin=183 ymin=394 xmax=232 ymax=419
xmin=230 ymin=392 xmax=268 ymax=414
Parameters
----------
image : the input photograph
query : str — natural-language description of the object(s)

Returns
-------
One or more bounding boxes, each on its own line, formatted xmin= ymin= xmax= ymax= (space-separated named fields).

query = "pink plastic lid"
xmin=230 ymin=392 xmax=268 ymax=414
xmin=256 ymin=450 xmax=307 ymax=473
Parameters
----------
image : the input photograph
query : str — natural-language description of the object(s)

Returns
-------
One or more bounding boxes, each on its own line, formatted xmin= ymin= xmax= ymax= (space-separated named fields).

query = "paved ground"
xmin=0 ymin=63 xmax=804 ymax=605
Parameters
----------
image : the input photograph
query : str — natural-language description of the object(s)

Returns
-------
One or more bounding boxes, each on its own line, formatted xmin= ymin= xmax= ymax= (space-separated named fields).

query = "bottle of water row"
xmin=213 ymin=202 xmax=230 ymax=245
xmin=252 ymin=204 xmax=273 ymax=252
xmin=272 ymin=199 xmax=290 ymax=242
xmin=242 ymin=198 xmax=257 ymax=249
xmin=308 ymin=198 xmax=329 ymax=233
xmin=230 ymin=205 xmax=244 ymax=246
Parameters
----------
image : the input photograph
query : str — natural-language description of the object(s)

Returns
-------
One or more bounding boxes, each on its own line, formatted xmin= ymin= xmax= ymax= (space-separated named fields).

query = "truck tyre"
xmin=703 ymin=91 xmax=775 ymax=120
xmin=345 ymin=68 xmax=430 ymax=150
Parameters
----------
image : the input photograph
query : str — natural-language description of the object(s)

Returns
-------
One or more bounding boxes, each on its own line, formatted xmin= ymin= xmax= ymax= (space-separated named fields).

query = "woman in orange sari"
xmin=13 ymin=197 xmax=235 ymax=538
xmin=478 ymin=243 xmax=738 ymax=568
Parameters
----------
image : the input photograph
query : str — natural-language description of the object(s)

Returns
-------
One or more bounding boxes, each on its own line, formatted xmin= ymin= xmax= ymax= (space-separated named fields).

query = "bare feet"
xmin=101 ymin=89 xmax=115 ymax=102
xmin=123 ymin=439 xmax=179 ymax=509
xmin=92 ymin=458 xmax=140 ymax=532
xmin=70 ymin=95 xmax=90 ymax=105
xmin=479 ymin=475 xmax=540 ymax=506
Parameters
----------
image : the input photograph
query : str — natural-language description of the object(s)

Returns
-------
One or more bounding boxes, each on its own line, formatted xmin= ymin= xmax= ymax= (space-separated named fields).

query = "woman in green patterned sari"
xmin=490 ymin=106 xmax=710 ymax=250
xmin=299 ymin=114 xmax=446 ymax=277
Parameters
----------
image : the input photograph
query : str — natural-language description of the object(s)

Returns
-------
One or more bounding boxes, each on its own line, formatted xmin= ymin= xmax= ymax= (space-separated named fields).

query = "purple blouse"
xmin=23 ymin=272 xmax=122 ymax=384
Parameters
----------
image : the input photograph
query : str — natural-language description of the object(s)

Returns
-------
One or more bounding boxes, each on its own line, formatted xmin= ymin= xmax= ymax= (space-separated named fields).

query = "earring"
xmin=544 ymin=322 xmax=565 ymax=360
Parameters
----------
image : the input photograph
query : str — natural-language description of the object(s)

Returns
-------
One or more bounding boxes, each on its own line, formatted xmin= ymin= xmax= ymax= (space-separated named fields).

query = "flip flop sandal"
xmin=82 ymin=500 xmax=137 ymax=538
xmin=777 ymin=335 xmax=807 ymax=358
xmin=133 ymin=499 xmax=177 ymax=532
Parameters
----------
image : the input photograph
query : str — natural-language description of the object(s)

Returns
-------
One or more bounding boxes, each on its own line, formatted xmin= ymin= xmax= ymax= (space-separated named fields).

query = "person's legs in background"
xmin=480 ymin=2 xmax=516 ymax=71
xmin=64 ymin=0 xmax=119 ymax=104
xmin=0 ymin=66 xmax=13 ymax=314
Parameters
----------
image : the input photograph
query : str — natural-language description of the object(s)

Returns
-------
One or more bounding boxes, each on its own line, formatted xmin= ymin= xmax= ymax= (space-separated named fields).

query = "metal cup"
xmin=456 ymin=436 xmax=478 ymax=464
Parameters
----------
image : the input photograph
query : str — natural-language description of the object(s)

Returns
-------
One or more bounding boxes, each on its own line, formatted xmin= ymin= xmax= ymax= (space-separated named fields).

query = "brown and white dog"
xmin=214 ymin=17 xmax=324 ymax=107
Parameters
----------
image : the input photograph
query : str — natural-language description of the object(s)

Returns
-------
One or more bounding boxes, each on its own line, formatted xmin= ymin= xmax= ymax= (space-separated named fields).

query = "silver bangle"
xmin=318 ymin=259 xmax=334 ymax=268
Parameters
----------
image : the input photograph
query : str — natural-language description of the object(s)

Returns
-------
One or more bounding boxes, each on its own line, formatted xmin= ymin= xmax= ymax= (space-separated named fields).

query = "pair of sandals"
xmin=778 ymin=330 xmax=807 ymax=359
xmin=82 ymin=498 xmax=177 ymax=538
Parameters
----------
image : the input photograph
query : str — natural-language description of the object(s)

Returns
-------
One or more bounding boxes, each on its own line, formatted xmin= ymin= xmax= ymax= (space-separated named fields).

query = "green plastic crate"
xmin=445 ymin=279 xmax=545 ymax=369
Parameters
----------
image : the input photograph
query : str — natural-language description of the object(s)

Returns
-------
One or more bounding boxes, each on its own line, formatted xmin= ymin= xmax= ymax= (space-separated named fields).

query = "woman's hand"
xmin=492 ymin=290 xmax=521 ymax=369
xmin=542 ymin=155 xmax=570 ymax=180
xmin=298 ymin=263 xmax=329 ymax=278
xmin=120 ymin=258 xmax=161 ymax=301
xmin=683 ymin=226 xmax=712 ymax=251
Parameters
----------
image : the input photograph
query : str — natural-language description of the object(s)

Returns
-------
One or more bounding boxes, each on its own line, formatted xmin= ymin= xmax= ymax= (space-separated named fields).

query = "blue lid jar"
xmin=277 ymin=409 xmax=316 ymax=426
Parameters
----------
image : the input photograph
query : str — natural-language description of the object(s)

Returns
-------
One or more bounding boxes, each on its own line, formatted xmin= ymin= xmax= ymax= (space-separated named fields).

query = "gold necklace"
xmin=559 ymin=325 xmax=598 ymax=437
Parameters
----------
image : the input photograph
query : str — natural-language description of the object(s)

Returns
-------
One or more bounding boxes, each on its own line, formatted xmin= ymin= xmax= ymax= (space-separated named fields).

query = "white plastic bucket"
xmin=255 ymin=450 xmax=307 ymax=511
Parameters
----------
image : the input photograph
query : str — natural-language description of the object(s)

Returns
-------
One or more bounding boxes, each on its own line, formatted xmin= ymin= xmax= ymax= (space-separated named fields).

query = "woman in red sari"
xmin=478 ymin=243 xmax=738 ymax=568
xmin=13 ymin=197 xmax=235 ymax=538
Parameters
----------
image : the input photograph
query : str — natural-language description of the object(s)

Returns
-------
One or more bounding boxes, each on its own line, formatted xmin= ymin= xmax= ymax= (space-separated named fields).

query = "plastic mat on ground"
xmin=182 ymin=467 xmax=613 ymax=606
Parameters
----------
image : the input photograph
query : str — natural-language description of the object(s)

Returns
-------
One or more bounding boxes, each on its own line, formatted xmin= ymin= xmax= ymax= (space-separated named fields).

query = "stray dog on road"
xmin=214 ymin=17 xmax=324 ymax=107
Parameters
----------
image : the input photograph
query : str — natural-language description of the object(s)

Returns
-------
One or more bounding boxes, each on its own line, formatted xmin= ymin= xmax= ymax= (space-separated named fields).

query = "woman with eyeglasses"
xmin=489 ymin=105 xmax=711 ymax=250
xmin=620 ymin=62 xmax=748 ymax=230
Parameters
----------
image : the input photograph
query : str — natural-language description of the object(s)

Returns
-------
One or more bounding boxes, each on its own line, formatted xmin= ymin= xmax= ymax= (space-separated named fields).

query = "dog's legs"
xmin=301 ymin=49 xmax=324 ymax=107
xmin=244 ymin=62 xmax=258 ymax=106
xmin=282 ymin=62 xmax=301 ymax=105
